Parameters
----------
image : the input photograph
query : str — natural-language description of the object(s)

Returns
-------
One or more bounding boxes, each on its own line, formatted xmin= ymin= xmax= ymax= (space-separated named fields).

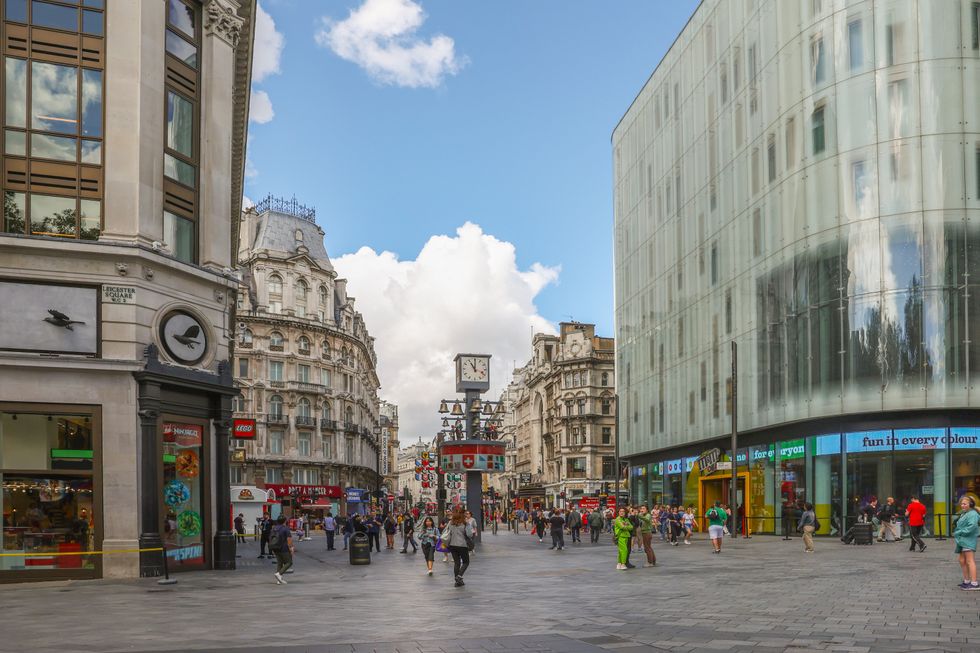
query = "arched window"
xmin=238 ymin=328 xmax=253 ymax=345
xmin=268 ymin=274 xmax=282 ymax=295
xmin=345 ymin=406 xmax=354 ymax=424
xmin=294 ymin=279 xmax=308 ymax=317
xmin=298 ymin=336 xmax=310 ymax=353
xmin=297 ymin=398 xmax=311 ymax=417
xmin=322 ymin=402 xmax=332 ymax=421
xmin=322 ymin=341 xmax=331 ymax=359
xmin=269 ymin=395 xmax=283 ymax=418
xmin=269 ymin=331 xmax=284 ymax=347
xmin=318 ymin=285 xmax=327 ymax=306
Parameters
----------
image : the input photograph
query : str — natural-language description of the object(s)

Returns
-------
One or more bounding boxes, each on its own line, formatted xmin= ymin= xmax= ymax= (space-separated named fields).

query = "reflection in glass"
xmin=3 ymin=190 xmax=25 ymax=233
xmin=163 ymin=211 xmax=194 ymax=263
xmin=81 ymin=8 xmax=101 ymax=35
xmin=31 ymin=133 xmax=76 ymax=161
xmin=31 ymin=0 xmax=77 ymax=31
xmin=164 ymin=153 xmax=195 ymax=187
xmin=81 ymin=69 xmax=102 ymax=137
xmin=5 ymin=57 xmax=26 ymax=128
xmin=31 ymin=61 xmax=77 ymax=135
xmin=844 ymin=293 xmax=882 ymax=386
xmin=167 ymin=0 xmax=196 ymax=38
xmin=166 ymin=91 xmax=193 ymax=157
xmin=4 ymin=129 xmax=25 ymax=155
xmin=80 ymin=139 xmax=100 ymax=164
xmin=847 ymin=19 xmax=862 ymax=71
xmin=5 ymin=0 xmax=27 ymax=23
xmin=79 ymin=199 xmax=100 ymax=240
xmin=165 ymin=29 xmax=197 ymax=68
xmin=30 ymin=193 xmax=76 ymax=237
xmin=881 ymin=214 xmax=922 ymax=292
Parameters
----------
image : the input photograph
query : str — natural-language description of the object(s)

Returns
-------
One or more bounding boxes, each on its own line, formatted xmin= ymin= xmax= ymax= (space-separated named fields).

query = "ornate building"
xmin=396 ymin=437 xmax=436 ymax=509
xmin=379 ymin=400 xmax=400 ymax=495
xmin=509 ymin=322 xmax=617 ymax=509
xmin=232 ymin=196 xmax=382 ymax=509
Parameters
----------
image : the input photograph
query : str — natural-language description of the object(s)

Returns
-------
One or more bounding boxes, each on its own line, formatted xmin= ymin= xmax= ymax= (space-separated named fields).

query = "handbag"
xmin=435 ymin=537 xmax=448 ymax=553
xmin=464 ymin=531 xmax=475 ymax=551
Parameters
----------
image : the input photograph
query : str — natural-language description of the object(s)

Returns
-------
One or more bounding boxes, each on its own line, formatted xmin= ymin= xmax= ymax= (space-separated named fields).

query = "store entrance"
xmin=700 ymin=473 xmax=750 ymax=535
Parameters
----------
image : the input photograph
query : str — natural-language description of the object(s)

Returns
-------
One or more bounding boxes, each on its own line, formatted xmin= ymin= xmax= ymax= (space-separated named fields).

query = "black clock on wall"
xmin=159 ymin=310 xmax=209 ymax=366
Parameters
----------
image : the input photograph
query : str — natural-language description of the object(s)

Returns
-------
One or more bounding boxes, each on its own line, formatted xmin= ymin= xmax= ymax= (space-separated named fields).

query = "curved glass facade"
xmin=614 ymin=0 xmax=980 ymax=457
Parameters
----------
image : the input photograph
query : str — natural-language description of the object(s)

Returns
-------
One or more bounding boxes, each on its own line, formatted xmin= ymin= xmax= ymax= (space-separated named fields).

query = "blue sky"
xmin=246 ymin=0 xmax=699 ymax=434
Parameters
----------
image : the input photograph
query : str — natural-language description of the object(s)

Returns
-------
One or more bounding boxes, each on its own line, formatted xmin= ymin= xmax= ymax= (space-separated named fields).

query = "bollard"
xmin=158 ymin=546 xmax=177 ymax=585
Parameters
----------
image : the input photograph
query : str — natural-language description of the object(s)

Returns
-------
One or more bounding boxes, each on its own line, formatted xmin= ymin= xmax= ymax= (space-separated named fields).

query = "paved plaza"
xmin=2 ymin=530 xmax=979 ymax=653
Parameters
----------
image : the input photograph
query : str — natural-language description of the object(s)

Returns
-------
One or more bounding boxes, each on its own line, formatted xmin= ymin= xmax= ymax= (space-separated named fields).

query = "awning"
xmin=300 ymin=498 xmax=335 ymax=510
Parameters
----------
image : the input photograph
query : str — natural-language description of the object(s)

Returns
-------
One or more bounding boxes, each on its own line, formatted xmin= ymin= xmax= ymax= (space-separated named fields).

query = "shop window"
xmin=162 ymin=421 xmax=204 ymax=569
xmin=809 ymin=434 xmax=841 ymax=536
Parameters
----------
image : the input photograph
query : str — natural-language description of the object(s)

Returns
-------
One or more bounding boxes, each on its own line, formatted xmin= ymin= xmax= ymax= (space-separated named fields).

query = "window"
xmin=888 ymin=78 xmax=910 ymax=136
xmin=239 ymin=329 xmax=253 ymax=346
xmin=297 ymin=398 xmax=311 ymax=417
xmin=298 ymin=432 xmax=311 ymax=457
xmin=268 ymin=300 xmax=281 ymax=315
xmin=1 ymin=3 xmax=106 ymax=240
xmin=785 ymin=118 xmax=796 ymax=169
xmin=297 ymin=364 xmax=310 ymax=383
xmin=295 ymin=279 xmax=308 ymax=317
xmin=232 ymin=396 xmax=245 ymax=412
xmin=601 ymin=372 xmax=609 ymax=387
xmin=573 ymin=371 xmax=580 ymax=387
xmin=852 ymin=160 xmax=868 ymax=206
xmin=700 ymin=361 xmax=707 ymax=401
xmin=269 ymin=361 xmax=283 ymax=382
xmin=678 ymin=316 xmax=685 ymax=358
xmin=751 ymin=148 xmax=760 ymax=195
xmin=602 ymin=427 xmax=612 ymax=444
xmin=767 ymin=137 xmax=776 ymax=183
xmin=848 ymin=19 xmax=862 ymax=71
xmin=810 ymin=35 xmax=826 ymax=85
xmin=577 ymin=399 xmax=585 ymax=415
xmin=689 ymin=391 xmax=696 ymax=424
xmin=976 ymin=144 xmax=980 ymax=197
xmin=163 ymin=0 xmax=200 ymax=261
xmin=298 ymin=336 xmax=311 ymax=354
xmin=269 ymin=331 xmax=284 ymax=348
xmin=567 ymin=458 xmax=586 ymax=477
xmin=601 ymin=456 xmax=616 ymax=479
xmin=321 ymin=368 xmax=331 ymax=387
xmin=732 ymin=49 xmax=741 ymax=90
xmin=972 ymin=2 xmax=979 ymax=51
xmin=725 ymin=288 xmax=733 ymax=334
xmin=710 ymin=242 xmax=719 ymax=285
xmin=752 ymin=208 xmax=762 ymax=257
xmin=565 ymin=401 xmax=573 ymax=417
xmin=229 ymin=466 xmax=245 ymax=484
xmin=812 ymin=106 xmax=826 ymax=154
xmin=748 ymin=44 xmax=758 ymax=82
xmin=601 ymin=398 xmax=611 ymax=415
xmin=720 ymin=63 xmax=728 ymax=104
xmin=345 ymin=438 xmax=354 ymax=463
xmin=265 ymin=466 xmax=282 ymax=483
xmin=268 ymin=274 xmax=282 ymax=296
xmin=322 ymin=402 xmax=332 ymax=421
xmin=268 ymin=428 xmax=283 ymax=454
xmin=321 ymin=435 xmax=332 ymax=458
xmin=238 ymin=358 xmax=249 ymax=378
xmin=268 ymin=396 xmax=284 ymax=420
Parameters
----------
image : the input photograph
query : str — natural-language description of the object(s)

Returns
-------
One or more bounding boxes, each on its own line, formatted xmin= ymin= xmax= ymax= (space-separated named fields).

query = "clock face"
xmin=460 ymin=356 xmax=489 ymax=382
xmin=160 ymin=310 xmax=208 ymax=365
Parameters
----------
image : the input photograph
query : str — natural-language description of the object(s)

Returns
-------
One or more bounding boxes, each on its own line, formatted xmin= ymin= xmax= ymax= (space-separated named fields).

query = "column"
xmin=814 ymin=455 xmax=831 ymax=535
xmin=137 ymin=381 xmax=163 ymax=577
xmin=934 ymin=447 xmax=948 ymax=537
xmin=213 ymin=394 xmax=236 ymax=569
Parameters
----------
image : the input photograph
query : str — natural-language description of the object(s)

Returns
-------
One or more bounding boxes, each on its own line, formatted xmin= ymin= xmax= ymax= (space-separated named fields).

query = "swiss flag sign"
xmin=462 ymin=455 xmax=475 ymax=469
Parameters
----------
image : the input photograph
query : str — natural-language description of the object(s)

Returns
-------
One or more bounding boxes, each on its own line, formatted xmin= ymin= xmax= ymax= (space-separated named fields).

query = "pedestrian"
xmin=270 ymin=515 xmax=294 ymax=585
xmin=798 ymin=502 xmax=816 ymax=553
xmin=418 ymin=516 xmax=438 ymax=575
xmin=637 ymin=505 xmax=657 ymax=567
xmin=340 ymin=514 xmax=354 ymax=550
xmin=953 ymin=496 xmax=980 ymax=590
xmin=439 ymin=512 xmax=451 ymax=563
xmin=383 ymin=513 xmax=398 ymax=550
xmin=400 ymin=512 xmax=418 ymax=553
xmin=233 ymin=513 xmax=246 ymax=544
xmin=534 ymin=510 xmax=546 ymax=543
xmin=668 ymin=506 xmax=682 ymax=545
xmin=614 ymin=507 xmax=634 ymax=570
xmin=683 ymin=505 xmax=696 ymax=544
xmin=549 ymin=508 xmax=566 ymax=550
xmin=876 ymin=497 xmax=901 ymax=542
xmin=905 ymin=495 xmax=927 ymax=553
xmin=628 ymin=506 xmax=642 ymax=552
xmin=567 ymin=506 xmax=582 ymax=543
xmin=258 ymin=514 xmax=273 ymax=558
xmin=706 ymin=501 xmax=727 ymax=554
xmin=588 ymin=507 xmax=604 ymax=543
xmin=442 ymin=506 xmax=475 ymax=587
xmin=465 ymin=510 xmax=479 ymax=542
xmin=366 ymin=511 xmax=382 ymax=552
xmin=323 ymin=511 xmax=337 ymax=551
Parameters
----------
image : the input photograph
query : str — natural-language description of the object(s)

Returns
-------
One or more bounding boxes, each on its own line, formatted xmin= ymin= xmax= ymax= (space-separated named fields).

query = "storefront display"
xmin=162 ymin=421 xmax=205 ymax=569
xmin=0 ymin=408 xmax=98 ymax=579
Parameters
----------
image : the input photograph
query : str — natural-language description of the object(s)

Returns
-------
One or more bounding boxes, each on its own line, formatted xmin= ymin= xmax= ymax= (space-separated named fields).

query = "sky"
xmin=245 ymin=0 xmax=700 ymax=440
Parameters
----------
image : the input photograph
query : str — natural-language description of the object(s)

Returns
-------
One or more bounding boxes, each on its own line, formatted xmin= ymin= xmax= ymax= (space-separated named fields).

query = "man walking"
xmin=567 ymin=506 xmax=583 ymax=543
xmin=877 ymin=497 xmax=901 ymax=542
xmin=258 ymin=514 xmax=273 ymax=558
xmin=270 ymin=515 xmax=294 ymax=584
xmin=323 ymin=511 xmax=336 ymax=551
xmin=549 ymin=508 xmax=566 ymax=550
xmin=400 ymin=512 xmax=418 ymax=553
xmin=366 ymin=511 xmax=382 ymax=552
xmin=905 ymin=495 xmax=927 ymax=552
xmin=706 ymin=501 xmax=728 ymax=554
xmin=588 ymin=508 xmax=604 ymax=543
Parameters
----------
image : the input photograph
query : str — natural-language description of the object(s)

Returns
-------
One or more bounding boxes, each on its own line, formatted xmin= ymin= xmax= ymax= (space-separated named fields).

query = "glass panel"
xmin=162 ymin=422 xmax=205 ymax=569
xmin=166 ymin=91 xmax=193 ymax=157
xmin=164 ymin=153 xmax=195 ymax=187
xmin=30 ymin=193 xmax=76 ymax=237
xmin=4 ymin=0 xmax=27 ymax=23
xmin=4 ymin=129 xmax=25 ymax=155
xmin=747 ymin=443 xmax=775 ymax=533
xmin=80 ymin=8 xmax=101 ymax=35
xmin=31 ymin=61 xmax=77 ymax=135
xmin=31 ymin=133 xmax=76 ymax=161
xmin=81 ymin=69 xmax=102 ymax=137
xmin=810 ymin=434 xmax=841 ymax=534
xmin=80 ymin=139 xmax=100 ymax=164
xmin=163 ymin=210 xmax=194 ymax=263
xmin=31 ymin=0 xmax=77 ymax=31
xmin=5 ymin=57 xmax=26 ymax=128
xmin=3 ymin=190 xmax=25 ymax=233
xmin=2 ymin=476 xmax=96 ymax=570
xmin=0 ymin=412 xmax=93 ymax=471
xmin=82 ymin=0 xmax=103 ymax=7
xmin=167 ymin=0 xmax=196 ymax=39
xmin=165 ymin=29 xmax=197 ymax=68
xmin=79 ymin=198 xmax=99 ymax=240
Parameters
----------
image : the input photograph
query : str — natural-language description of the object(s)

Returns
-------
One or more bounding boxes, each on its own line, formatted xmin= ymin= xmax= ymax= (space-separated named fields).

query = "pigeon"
xmin=44 ymin=309 xmax=85 ymax=331
xmin=173 ymin=324 xmax=201 ymax=348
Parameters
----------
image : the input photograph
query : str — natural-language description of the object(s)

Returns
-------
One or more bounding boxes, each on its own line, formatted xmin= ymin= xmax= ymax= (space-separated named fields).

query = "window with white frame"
xmin=268 ymin=429 xmax=283 ymax=454
xmin=298 ymin=432 xmax=311 ymax=456
xmin=266 ymin=467 xmax=283 ymax=483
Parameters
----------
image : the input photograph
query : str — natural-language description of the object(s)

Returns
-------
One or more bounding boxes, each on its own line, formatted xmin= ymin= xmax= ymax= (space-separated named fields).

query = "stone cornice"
xmin=205 ymin=0 xmax=245 ymax=48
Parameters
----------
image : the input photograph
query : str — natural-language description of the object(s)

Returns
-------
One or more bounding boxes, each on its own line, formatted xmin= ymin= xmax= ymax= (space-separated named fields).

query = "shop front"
xmin=344 ymin=488 xmax=368 ymax=516
xmin=264 ymin=483 xmax=343 ymax=519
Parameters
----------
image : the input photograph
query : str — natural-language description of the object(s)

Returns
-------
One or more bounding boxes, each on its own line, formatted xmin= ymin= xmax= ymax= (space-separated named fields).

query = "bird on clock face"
xmin=173 ymin=325 xmax=201 ymax=348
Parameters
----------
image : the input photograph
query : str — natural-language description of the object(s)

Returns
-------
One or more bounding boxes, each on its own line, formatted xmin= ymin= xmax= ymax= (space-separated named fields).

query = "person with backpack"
xmin=400 ymin=512 xmax=418 ymax=553
xmin=258 ymin=515 xmax=273 ymax=558
xmin=797 ymin=502 xmax=817 ymax=553
xmin=613 ymin=507 xmax=634 ymax=570
xmin=323 ymin=511 xmax=337 ymax=551
xmin=588 ymin=508 xmax=604 ymax=543
xmin=270 ymin=515 xmax=294 ymax=584
xmin=953 ymin=495 xmax=980 ymax=590
xmin=706 ymin=501 xmax=727 ymax=554
xmin=567 ymin=506 xmax=583 ymax=543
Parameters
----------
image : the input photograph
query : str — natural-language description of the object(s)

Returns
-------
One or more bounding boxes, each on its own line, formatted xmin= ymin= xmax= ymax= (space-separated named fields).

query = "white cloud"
xmin=242 ymin=195 xmax=255 ymax=209
xmin=249 ymin=89 xmax=275 ymax=123
xmin=333 ymin=223 xmax=558 ymax=440
xmin=315 ymin=0 xmax=466 ymax=88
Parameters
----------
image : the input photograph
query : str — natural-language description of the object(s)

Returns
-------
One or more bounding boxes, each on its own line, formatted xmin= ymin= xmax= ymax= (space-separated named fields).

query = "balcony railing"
xmin=295 ymin=415 xmax=316 ymax=428
xmin=269 ymin=380 xmax=286 ymax=389
xmin=343 ymin=422 xmax=357 ymax=433
xmin=321 ymin=352 xmax=331 ymax=360
xmin=266 ymin=413 xmax=288 ymax=425
xmin=269 ymin=344 xmax=284 ymax=352
xmin=566 ymin=470 xmax=587 ymax=479
xmin=298 ymin=348 xmax=311 ymax=356
xmin=238 ymin=341 xmax=253 ymax=349
xmin=288 ymin=381 xmax=325 ymax=393
xmin=320 ymin=418 xmax=338 ymax=430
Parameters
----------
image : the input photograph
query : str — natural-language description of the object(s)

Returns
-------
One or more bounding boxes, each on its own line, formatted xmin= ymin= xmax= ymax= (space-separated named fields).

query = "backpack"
xmin=269 ymin=526 xmax=283 ymax=552
xmin=812 ymin=516 xmax=821 ymax=531
xmin=707 ymin=508 xmax=719 ymax=520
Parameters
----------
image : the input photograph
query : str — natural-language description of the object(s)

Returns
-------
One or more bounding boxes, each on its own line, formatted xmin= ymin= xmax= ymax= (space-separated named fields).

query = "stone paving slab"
xmin=0 ymin=532 xmax=977 ymax=653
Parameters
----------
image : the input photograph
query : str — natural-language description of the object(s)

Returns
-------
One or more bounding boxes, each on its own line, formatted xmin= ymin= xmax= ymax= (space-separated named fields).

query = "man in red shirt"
xmin=905 ymin=495 xmax=927 ymax=553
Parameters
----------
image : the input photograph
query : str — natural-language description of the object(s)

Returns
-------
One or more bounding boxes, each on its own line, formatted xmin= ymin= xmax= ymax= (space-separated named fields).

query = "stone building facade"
xmin=509 ymin=323 xmax=618 ymax=509
xmin=379 ymin=400 xmax=400 ymax=496
xmin=232 ymin=197 xmax=383 ymax=509
xmin=396 ymin=437 xmax=436 ymax=510
xmin=0 ymin=0 xmax=255 ymax=581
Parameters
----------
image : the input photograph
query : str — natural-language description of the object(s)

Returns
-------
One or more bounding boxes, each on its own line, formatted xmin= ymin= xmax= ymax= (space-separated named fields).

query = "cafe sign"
xmin=697 ymin=447 xmax=722 ymax=475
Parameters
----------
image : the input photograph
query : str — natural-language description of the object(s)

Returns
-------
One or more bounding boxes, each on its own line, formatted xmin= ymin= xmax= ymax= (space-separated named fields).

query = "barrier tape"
xmin=0 ymin=547 xmax=163 ymax=558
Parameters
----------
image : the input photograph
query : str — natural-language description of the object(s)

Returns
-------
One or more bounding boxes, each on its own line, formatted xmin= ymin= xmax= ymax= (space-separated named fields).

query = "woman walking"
xmin=613 ymin=507 xmax=634 ymax=570
xmin=798 ymin=502 xmax=816 ymax=553
xmin=418 ymin=516 xmax=438 ymax=576
xmin=442 ymin=506 xmax=475 ymax=587
xmin=952 ymin=496 xmax=980 ymax=590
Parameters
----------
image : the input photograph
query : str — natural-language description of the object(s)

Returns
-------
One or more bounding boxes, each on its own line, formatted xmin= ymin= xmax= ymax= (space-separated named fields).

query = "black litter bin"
xmin=349 ymin=532 xmax=371 ymax=565
xmin=852 ymin=522 xmax=873 ymax=545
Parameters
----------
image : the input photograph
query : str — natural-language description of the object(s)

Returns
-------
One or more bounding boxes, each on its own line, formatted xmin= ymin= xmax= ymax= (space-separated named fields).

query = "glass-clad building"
xmin=613 ymin=0 xmax=980 ymax=535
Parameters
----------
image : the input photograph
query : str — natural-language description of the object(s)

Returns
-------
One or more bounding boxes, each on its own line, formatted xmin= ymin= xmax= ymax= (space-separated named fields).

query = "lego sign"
xmin=232 ymin=418 xmax=256 ymax=439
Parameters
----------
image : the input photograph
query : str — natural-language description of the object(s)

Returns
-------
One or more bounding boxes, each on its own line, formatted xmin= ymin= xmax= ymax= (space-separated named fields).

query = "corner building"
xmin=614 ymin=0 xmax=980 ymax=536
xmin=0 ymin=0 xmax=254 ymax=581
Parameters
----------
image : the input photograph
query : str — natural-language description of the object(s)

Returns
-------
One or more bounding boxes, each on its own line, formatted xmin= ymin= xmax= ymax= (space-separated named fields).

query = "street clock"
xmin=454 ymin=353 xmax=491 ymax=393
